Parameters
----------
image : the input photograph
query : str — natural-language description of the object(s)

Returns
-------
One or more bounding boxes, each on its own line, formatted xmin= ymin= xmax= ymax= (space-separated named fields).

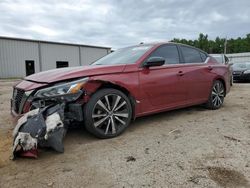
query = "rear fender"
xmin=212 ymin=76 xmax=228 ymax=96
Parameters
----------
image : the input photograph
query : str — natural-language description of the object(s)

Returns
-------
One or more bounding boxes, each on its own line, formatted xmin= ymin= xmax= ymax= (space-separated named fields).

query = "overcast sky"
xmin=0 ymin=0 xmax=249 ymax=48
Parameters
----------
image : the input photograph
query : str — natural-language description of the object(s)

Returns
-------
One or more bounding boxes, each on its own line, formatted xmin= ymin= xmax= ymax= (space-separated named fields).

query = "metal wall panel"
xmin=80 ymin=47 xmax=108 ymax=65
xmin=227 ymin=52 xmax=250 ymax=64
xmin=0 ymin=37 xmax=110 ymax=78
xmin=40 ymin=43 xmax=80 ymax=71
xmin=0 ymin=39 xmax=39 ymax=78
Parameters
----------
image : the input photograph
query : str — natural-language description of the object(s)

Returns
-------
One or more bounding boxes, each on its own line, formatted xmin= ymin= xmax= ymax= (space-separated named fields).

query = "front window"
xmin=91 ymin=45 xmax=153 ymax=65
xmin=147 ymin=44 xmax=180 ymax=64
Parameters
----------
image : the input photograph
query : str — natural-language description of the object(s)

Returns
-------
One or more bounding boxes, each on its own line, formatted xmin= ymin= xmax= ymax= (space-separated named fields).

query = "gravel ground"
xmin=0 ymin=80 xmax=250 ymax=188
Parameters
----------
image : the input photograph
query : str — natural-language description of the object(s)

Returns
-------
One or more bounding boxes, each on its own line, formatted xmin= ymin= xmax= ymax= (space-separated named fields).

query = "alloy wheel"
xmin=211 ymin=81 xmax=224 ymax=108
xmin=92 ymin=94 xmax=129 ymax=135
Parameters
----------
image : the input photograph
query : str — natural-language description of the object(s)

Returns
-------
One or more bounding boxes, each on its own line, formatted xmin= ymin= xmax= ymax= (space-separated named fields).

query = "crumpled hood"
xmin=25 ymin=64 xmax=126 ymax=83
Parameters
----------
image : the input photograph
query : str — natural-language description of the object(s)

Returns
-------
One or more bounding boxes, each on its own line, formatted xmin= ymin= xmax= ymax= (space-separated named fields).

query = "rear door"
xmin=179 ymin=45 xmax=212 ymax=103
xmin=139 ymin=44 xmax=187 ymax=112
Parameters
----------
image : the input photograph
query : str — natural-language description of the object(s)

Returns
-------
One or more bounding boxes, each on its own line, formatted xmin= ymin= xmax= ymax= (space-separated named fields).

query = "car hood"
xmin=25 ymin=65 xmax=126 ymax=83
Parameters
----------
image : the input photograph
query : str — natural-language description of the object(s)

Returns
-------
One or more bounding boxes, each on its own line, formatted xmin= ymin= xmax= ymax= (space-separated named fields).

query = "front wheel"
xmin=84 ymin=88 xmax=132 ymax=138
xmin=206 ymin=80 xmax=225 ymax=110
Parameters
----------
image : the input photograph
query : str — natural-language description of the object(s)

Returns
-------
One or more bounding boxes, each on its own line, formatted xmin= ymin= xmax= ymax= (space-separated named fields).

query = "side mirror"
xmin=143 ymin=57 xmax=165 ymax=67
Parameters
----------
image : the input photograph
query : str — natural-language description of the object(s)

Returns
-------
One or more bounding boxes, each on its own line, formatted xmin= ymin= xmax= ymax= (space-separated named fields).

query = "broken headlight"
xmin=34 ymin=77 xmax=89 ymax=99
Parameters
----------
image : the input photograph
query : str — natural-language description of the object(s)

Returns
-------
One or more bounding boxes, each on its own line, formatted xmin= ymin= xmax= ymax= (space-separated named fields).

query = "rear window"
xmin=180 ymin=46 xmax=203 ymax=63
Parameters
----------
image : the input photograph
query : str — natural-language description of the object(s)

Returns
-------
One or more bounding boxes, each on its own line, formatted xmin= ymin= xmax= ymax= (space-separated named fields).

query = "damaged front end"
xmin=11 ymin=78 xmax=90 ymax=159
xmin=12 ymin=104 xmax=66 ymax=159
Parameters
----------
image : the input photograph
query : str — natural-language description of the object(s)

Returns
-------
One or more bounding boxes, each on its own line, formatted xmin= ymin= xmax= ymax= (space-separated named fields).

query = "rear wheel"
xmin=84 ymin=88 xmax=132 ymax=138
xmin=206 ymin=80 xmax=225 ymax=110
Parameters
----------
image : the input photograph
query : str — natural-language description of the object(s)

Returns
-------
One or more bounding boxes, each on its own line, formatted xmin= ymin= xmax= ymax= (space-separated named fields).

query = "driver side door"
xmin=138 ymin=44 xmax=187 ymax=114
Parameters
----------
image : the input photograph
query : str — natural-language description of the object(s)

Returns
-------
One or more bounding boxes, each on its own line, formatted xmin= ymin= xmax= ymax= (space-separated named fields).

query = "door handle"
xmin=177 ymin=71 xmax=184 ymax=76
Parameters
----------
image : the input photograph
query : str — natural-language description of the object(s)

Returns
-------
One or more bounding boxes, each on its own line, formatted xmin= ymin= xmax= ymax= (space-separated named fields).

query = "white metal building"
xmin=0 ymin=36 xmax=111 ymax=78
xmin=226 ymin=52 xmax=250 ymax=64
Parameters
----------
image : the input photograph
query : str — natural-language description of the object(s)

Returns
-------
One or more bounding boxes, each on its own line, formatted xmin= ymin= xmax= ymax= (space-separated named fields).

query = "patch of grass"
xmin=0 ymin=78 xmax=22 ymax=82
xmin=0 ymin=77 xmax=22 ymax=80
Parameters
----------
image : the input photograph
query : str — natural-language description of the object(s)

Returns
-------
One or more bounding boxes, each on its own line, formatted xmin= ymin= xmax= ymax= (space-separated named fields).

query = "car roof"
xmin=133 ymin=42 xmax=208 ymax=54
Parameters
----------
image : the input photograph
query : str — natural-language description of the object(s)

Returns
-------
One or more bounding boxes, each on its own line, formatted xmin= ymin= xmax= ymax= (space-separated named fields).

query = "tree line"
xmin=171 ymin=33 xmax=250 ymax=54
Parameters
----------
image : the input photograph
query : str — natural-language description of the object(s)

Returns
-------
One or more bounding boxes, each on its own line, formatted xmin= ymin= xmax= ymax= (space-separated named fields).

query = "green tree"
xmin=170 ymin=33 xmax=250 ymax=53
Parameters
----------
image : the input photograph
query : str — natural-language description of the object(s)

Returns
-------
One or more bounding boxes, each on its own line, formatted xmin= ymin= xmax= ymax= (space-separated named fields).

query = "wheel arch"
xmin=213 ymin=77 xmax=226 ymax=96
xmin=85 ymin=79 xmax=136 ymax=120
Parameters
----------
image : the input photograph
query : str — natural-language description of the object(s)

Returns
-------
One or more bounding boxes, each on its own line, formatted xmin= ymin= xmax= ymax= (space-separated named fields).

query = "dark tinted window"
xmin=180 ymin=46 xmax=203 ymax=63
xmin=149 ymin=45 xmax=180 ymax=64
xmin=200 ymin=52 xmax=207 ymax=62
xmin=56 ymin=61 xmax=69 ymax=68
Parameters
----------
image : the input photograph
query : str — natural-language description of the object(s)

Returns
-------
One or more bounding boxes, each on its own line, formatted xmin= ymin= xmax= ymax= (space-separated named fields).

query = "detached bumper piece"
xmin=12 ymin=104 xmax=67 ymax=160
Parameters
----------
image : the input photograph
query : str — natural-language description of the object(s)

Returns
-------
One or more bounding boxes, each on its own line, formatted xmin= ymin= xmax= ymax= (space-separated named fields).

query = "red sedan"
xmin=12 ymin=43 xmax=231 ymax=138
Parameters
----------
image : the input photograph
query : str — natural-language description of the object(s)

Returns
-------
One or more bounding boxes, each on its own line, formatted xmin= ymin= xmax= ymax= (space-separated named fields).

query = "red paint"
xmin=13 ymin=43 xmax=231 ymax=119
xmin=22 ymin=101 xmax=32 ymax=113
xmin=15 ymin=80 xmax=47 ymax=91
xmin=17 ymin=148 xmax=38 ymax=159
xmin=25 ymin=64 xmax=126 ymax=83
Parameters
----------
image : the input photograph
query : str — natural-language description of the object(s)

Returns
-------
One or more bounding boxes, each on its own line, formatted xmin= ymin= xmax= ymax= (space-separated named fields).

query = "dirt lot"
xmin=0 ymin=80 xmax=250 ymax=188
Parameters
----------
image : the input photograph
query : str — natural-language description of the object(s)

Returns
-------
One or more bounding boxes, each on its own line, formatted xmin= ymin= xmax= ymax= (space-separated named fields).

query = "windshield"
xmin=91 ymin=45 xmax=153 ymax=65
xmin=247 ymin=63 xmax=250 ymax=69
xmin=233 ymin=63 xmax=247 ymax=69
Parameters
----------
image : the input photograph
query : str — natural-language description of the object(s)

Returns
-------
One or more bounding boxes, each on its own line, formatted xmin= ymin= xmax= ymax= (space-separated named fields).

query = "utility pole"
xmin=224 ymin=37 xmax=227 ymax=54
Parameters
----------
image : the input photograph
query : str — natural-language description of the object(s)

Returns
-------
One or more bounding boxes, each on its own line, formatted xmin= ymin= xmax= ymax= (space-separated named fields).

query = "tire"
xmin=230 ymin=76 xmax=233 ymax=86
xmin=84 ymin=88 xmax=132 ymax=138
xmin=206 ymin=80 xmax=225 ymax=110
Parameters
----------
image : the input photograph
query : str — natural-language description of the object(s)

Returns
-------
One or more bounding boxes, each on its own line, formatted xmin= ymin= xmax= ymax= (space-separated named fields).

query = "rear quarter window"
xmin=200 ymin=52 xmax=207 ymax=62
xmin=180 ymin=46 xmax=203 ymax=63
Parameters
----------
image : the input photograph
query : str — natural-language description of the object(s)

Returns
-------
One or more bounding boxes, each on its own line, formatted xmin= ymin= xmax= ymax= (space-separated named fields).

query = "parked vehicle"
xmin=11 ymin=43 xmax=231 ymax=138
xmin=232 ymin=62 xmax=250 ymax=81
xmin=210 ymin=54 xmax=233 ymax=85
xmin=210 ymin=54 xmax=229 ymax=65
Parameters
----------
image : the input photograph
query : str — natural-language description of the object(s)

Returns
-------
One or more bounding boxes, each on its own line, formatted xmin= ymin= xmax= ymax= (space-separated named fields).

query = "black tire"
xmin=206 ymin=80 xmax=225 ymax=110
xmin=84 ymin=88 xmax=132 ymax=138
